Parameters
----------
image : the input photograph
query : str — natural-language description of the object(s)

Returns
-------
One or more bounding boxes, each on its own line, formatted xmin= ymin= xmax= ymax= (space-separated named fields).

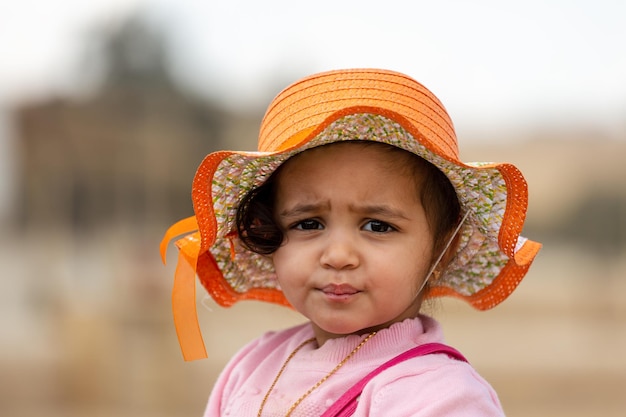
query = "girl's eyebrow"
xmin=350 ymin=204 xmax=410 ymax=220
xmin=280 ymin=202 xmax=410 ymax=220
xmin=279 ymin=202 xmax=330 ymax=218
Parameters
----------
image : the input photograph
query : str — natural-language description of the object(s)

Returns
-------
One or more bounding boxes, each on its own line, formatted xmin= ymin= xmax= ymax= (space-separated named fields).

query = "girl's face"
xmin=271 ymin=143 xmax=436 ymax=345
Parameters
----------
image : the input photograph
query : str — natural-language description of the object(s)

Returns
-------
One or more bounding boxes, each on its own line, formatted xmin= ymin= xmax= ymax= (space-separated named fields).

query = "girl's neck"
xmin=312 ymin=309 xmax=422 ymax=347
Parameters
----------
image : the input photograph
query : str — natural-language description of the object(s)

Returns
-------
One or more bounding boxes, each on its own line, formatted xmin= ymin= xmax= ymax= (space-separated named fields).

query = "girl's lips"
xmin=320 ymin=284 xmax=359 ymax=296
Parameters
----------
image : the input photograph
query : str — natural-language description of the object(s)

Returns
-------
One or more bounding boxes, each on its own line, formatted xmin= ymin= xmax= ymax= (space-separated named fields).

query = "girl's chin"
xmin=311 ymin=322 xmax=380 ymax=343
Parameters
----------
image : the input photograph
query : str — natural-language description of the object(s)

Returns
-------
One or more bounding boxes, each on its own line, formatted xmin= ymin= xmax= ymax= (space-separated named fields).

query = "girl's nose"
xmin=319 ymin=232 xmax=359 ymax=270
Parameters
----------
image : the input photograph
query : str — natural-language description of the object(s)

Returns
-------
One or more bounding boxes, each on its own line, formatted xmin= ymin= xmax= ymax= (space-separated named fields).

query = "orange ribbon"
xmin=160 ymin=216 xmax=208 ymax=361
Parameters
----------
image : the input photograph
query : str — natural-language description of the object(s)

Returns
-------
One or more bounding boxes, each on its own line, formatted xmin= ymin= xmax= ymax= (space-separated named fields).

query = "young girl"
xmin=161 ymin=68 xmax=541 ymax=416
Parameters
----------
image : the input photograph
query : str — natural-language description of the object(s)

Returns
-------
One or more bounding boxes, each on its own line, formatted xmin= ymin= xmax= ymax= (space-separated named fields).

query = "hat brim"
xmin=190 ymin=110 xmax=541 ymax=311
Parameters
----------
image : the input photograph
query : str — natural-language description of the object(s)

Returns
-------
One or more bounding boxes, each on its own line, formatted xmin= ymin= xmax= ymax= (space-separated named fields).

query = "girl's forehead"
xmin=275 ymin=144 xmax=422 ymax=203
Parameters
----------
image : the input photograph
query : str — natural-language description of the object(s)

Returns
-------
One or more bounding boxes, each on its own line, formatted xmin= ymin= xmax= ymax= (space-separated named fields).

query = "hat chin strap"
xmin=414 ymin=210 xmax=470 ymax=300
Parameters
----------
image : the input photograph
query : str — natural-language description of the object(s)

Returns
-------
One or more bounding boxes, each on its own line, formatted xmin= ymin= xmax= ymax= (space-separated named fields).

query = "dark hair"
xmin=235 ymin=141 xmax=461 ymax=265
xmin=235 ymin=171 xmax=283 ymax=255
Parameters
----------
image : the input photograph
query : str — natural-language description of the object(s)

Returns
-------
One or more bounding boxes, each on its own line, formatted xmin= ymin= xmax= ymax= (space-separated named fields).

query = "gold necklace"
xmin=257 ymin=331 xmax=377 ymax=417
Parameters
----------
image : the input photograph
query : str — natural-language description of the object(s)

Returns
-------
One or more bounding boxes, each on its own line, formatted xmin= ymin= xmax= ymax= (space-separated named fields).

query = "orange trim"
xmin=277 ymin=126 xmax=317 ymax=151
xmin=283 ymin=105 xmax=456 ymax=162
xmin=515 ymin=238 xmax=542 ymax=265
xmin=192 ymin=151 xmax=236 ymax=252
xmin=195 ymin=250 xmax=292 ymax=308
xmin=497 ymin=163 xmax=528 ymax=257
xmin=428 ymin=239 xmax=541 ymax=310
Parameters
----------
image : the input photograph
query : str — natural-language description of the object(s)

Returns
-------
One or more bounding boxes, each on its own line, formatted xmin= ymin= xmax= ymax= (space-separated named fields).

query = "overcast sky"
xmin=2 ymin=0 xmax=625 ymax=126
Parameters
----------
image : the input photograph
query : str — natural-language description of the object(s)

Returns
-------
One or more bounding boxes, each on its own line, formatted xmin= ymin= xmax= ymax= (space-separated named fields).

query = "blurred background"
xmin=1 ymin=1 xmax=625 ymax=416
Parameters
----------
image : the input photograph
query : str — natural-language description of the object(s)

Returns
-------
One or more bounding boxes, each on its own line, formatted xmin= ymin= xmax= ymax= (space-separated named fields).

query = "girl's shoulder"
xmin=356 ymin=353 xmax=504 ymax=416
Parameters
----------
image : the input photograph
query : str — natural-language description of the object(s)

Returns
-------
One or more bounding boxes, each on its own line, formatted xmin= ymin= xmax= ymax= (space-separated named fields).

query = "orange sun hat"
xmin=161 ymin=68 xmax=542 ymax=360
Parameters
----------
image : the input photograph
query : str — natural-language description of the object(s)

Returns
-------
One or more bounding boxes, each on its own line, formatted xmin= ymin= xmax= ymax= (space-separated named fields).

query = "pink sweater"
xmin=205 ymin=316 xmax=505 ymax=416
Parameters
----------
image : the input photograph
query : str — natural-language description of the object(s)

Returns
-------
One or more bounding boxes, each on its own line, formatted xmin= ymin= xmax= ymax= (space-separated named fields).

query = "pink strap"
xmin=321 ymin=343 xmax=467 ymax=417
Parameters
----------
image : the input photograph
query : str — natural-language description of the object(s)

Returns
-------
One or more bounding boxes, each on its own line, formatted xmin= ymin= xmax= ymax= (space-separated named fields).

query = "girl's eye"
xmin=294 ymin=219 xmax=323 ymax=230
xmin=363 ymin=220 xmax=395 ymax=233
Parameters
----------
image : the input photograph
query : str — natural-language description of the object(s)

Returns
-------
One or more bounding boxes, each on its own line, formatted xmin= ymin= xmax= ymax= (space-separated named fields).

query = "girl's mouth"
xmin=320 ymin=284 xmax=360 ymax=301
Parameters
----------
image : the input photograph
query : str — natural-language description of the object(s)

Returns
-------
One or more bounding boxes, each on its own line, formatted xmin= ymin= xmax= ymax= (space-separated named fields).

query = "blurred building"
xmin=13 ymin=16 xmax=260 ymax=235
xmin=4 ymin=16 xmax=263 ymax=417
